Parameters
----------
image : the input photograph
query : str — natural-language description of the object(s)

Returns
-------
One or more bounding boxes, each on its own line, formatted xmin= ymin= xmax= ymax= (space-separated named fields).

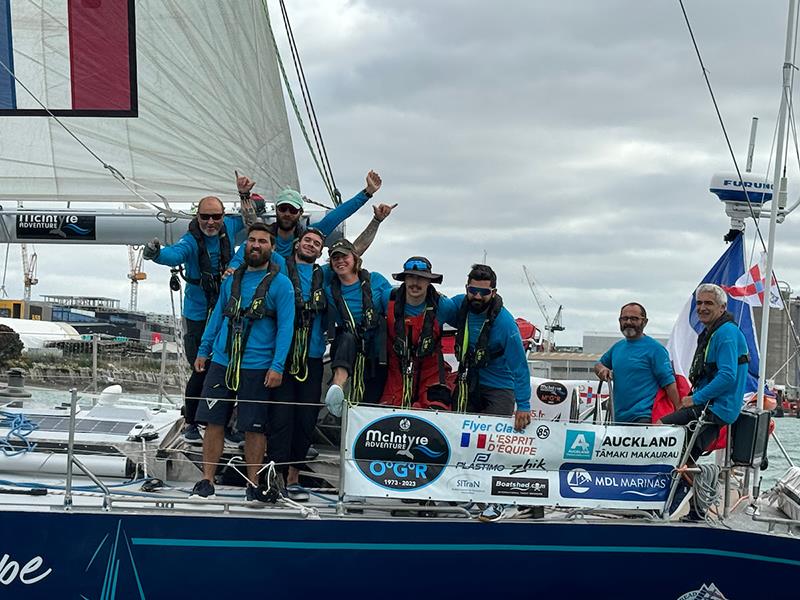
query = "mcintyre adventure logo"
xmin=16 ymin=214 xmax=96 ymax=240
xmin=352 ymin=414 xmax=450 ymax=490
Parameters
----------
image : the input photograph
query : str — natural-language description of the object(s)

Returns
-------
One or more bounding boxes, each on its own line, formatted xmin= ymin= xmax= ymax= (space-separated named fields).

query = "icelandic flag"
xmin=666 ymin=231 xmax=760 ymax=395
xmin=0 ymin=0 xmax=136 ymax=116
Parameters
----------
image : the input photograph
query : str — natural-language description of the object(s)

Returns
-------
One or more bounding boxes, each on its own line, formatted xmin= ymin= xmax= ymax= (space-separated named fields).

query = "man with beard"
xmin=446 ymin=264 xmax=531 ymax=430
xmin=594 ymin=302 xmax=679 ymax=423
xmin=143 ymin=196 xmax=249 ymax=444
xmin=446 ymin=264 xmax=532 ymax=523
xmin=231 ymin=170 xmax=384 ymax=262
xmin=379 ymin=256 xmax=457 ymax=409
xmin=659 ymin=284 xmax=748 ymax=460
xmin=190 ymin=223 xmax=294 ymax=501
xmin=323 ymin=239 xmax=392 ymax=416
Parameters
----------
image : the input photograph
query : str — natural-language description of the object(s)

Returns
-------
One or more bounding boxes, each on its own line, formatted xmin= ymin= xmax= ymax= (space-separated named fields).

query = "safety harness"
xmin=389 ymin=286 xmax=442 ymax=408
xmin=330 ymin=270 xmax=380 ymax=405
xmin=452 ymin=295 xmax=505 ymax=412
xmin=181 ymin=218 xmax=232 ymax=318
xmin=689 ymin=312 xmax=749 ymax=391
xmin=223 ymin=261 xmax=280 ymax=391
xmin=286 ymin=255 xmax=326 ymax=382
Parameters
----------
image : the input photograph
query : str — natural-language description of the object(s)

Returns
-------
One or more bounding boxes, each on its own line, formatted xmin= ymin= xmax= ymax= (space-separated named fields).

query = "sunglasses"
xmin=466 ymin=286 xmax=494 ymax=297
xmin=403 ymin=259 xmax=429 ymax=271
xmin=198 ymin=213 xmax=224 ymax=221
xmin=277 ymin=204 xmax=301 ymax=215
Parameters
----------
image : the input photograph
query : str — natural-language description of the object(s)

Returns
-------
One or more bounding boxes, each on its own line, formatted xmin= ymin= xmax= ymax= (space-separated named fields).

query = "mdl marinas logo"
xmin=352 ymin=414 xmax=451 ymax=491
xmin=564 ymin=430 xmax=595 ymax=460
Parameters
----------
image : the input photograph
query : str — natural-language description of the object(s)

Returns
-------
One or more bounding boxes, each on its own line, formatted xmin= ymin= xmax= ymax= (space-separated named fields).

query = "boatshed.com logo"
xmin=352 ymin=415 xmax=450 ymax=491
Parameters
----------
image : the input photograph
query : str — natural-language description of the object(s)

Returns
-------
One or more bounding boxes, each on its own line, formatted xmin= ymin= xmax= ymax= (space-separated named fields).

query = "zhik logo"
xmin=564 ymin=430 xmax=595 ymax=460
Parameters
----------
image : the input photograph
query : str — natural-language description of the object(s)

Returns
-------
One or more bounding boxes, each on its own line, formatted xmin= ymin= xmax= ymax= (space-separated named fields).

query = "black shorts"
xmin=195 ymin=362 xmax=271 ymax=433
xmin=467 ymin=386 xmax=516 ymax=417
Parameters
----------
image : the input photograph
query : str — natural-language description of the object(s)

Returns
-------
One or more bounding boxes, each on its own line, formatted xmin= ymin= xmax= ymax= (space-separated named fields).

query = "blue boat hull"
xmin=1 ymin=510 xmax=797 ymax=598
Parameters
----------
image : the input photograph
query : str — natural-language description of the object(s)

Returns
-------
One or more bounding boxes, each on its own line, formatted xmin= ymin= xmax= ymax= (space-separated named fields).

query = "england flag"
xmin=666 ymin=230 xmax=762 ymax=394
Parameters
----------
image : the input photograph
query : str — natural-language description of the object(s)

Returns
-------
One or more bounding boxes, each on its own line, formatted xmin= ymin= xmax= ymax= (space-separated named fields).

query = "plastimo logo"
xmin=352 ymin=415 xmax=451 ymax=491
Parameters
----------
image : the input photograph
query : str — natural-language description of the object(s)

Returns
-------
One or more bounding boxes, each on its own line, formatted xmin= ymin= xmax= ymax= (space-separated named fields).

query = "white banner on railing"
xmin=344 ymin=406 xmax=686 ymax=510
xmin=530 ymin=377 xmax=581 ymax=421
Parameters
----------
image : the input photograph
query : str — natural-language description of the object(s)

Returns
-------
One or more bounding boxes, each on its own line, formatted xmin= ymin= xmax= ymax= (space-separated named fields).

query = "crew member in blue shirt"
xmin=231 ymin=170 xmax=383 ymax=262
xmin=446 ymin=264 xmax=532 ymax=432
xmin=659 ymin=284 xmax=748 ymax=460
xmin=142 ymin=195 xmax=244 ymax=443
xmin=190 ymin=223 xmax=295 ymax=501
xmin=594 ymin=302 xmax=679 ymax=423
xmin=323 ymin=238 xmax=393 ymax=416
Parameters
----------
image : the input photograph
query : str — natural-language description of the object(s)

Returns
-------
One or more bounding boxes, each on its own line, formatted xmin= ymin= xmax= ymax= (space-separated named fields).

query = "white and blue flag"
xmin=666 ymin=231 xmax=761 ymax=394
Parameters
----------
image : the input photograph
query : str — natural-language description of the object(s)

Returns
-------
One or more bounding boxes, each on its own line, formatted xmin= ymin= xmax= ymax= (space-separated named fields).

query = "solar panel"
xmin=26 ymin=415 xmax=135 ymax=437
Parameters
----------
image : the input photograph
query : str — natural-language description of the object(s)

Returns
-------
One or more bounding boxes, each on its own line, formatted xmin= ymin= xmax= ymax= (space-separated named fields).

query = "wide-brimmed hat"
xmin=393 ymin=256 xmax=442 ymax=283
xmin=328 ymin=238 xmax=358 ymax=257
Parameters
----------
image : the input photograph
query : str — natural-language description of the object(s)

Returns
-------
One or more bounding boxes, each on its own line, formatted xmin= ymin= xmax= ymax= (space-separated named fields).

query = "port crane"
xmin=522 ymin=265 xmax=564 ymax=350
xmin=127 ymin=246 xmax=147 ymax=311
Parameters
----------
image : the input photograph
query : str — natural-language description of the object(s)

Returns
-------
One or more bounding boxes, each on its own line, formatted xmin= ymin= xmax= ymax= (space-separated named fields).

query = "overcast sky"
xmin=4 ymin=0 xmax=800 ymax=346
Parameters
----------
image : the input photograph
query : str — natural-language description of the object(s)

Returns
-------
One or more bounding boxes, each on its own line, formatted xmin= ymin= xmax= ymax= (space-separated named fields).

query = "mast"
xmin=756 ymin=0 xmax=797 ymax=411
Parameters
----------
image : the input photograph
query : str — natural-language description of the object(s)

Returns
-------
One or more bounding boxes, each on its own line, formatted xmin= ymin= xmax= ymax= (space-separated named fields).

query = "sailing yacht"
xmin=1 ymin=1 xmax=800 ymax=599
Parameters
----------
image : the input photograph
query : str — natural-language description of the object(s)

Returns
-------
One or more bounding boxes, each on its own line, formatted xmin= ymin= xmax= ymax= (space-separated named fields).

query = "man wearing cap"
xmin=446 ymin=264 xmax=532 ymax=431
xmin=323 ymin=238 xmax=392 ymax=415
xmin=232 ymin=170 xmax=384 ymax=260
xmin=379 ymin=257 xmax=457 ymax=409
xmin=142 ymin=195 xmax=247 ymax=444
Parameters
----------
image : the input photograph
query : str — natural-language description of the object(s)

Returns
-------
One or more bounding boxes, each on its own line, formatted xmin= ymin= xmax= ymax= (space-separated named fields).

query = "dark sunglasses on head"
xmin=277 ymin=204 xmax=301 ymax=215
xmin=404 ymin=259 xmax=429 ymax=271
xmin=198 ymin=213 xmax=224 ymax=221
xmin=466 ymin=286 xmax=493 ymax=297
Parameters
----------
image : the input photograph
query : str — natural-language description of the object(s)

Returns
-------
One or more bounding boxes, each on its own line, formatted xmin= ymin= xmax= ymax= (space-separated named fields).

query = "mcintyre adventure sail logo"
xmin=16 ymin=214 xmax=96 ymax=240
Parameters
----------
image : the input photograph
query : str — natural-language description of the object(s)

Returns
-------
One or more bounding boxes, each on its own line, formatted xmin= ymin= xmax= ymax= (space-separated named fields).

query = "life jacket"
xmin=222 ymin=261 xmax=280 ymax=391
xmin=330 ymin=269 xmax=380 ymax=341
xmin=182 ymin=218 xmax=232 ymax=316
xmin=329 ymin=269 xmax=384 ymax=405
xmin=452 ymin=295 xmax=505 ymax=412
xmin=384 ymin=286 xmax=450 ymax=408
xmin=689 ymin=313 xmax=749 ymax=388
xmin=285 ymin=255 xmax=326 ymax=381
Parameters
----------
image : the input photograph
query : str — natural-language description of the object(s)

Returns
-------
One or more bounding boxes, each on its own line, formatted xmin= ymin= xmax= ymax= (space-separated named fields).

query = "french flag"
xmin=0 ymin=0 xmax=136 ymax=116
xmin=666 ymin=230 xmax=760 ymax=395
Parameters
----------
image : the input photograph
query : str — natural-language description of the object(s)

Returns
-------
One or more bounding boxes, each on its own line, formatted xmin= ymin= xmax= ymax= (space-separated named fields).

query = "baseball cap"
xmin=275 ymin=189 xmax=303 ymax=210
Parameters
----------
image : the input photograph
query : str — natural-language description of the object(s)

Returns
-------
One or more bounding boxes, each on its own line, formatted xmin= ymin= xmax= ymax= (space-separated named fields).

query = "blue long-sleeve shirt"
xmin=198 ymin=267 xmax=295 ymax=372
xmin=291 ymin=262 xmax=334 ymax=358
xmin=379 ymin=287 xmax=458 ymax=322
xmin=691 ymin=321 xmax=748 ymax=424
xmin=153 ymin=216 xmax=243 ymax=321
xmin=229 ymin=190 xmax=372 ymax=265
xmin=325 ymin=270 xmax=392 ymax=326
xmin=447 ymin=295 xmax=532 ymax=412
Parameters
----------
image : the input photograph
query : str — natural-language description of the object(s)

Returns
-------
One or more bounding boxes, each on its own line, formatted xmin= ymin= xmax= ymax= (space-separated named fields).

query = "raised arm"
xmin=312 ymin=170 xmax=382 ymax=235
xmin=352 ymin=203 xmax=397 ymax=255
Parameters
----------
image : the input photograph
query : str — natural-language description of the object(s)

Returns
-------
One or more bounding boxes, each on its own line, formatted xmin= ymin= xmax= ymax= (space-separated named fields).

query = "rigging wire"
xmin=676 ymin=0 xmax=767 ymax=250
xmin=260 ymin=0 xmax=340 ymax=206
xmin=677 ymin=0 xmax=800 ymax=368
xmin=278 ymin=0 xmax=341 ymax=206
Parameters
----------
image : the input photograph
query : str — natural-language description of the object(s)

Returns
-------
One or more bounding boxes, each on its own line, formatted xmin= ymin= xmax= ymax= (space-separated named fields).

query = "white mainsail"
xmin=0 ymin=0 xmax=298 ymax=208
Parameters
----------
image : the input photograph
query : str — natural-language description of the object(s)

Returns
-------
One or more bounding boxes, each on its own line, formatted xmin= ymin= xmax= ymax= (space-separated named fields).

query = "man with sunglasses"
xmin=143 ymin=195 xmax=250 ymax=444
xmin=379 ymin=256 xmax=457 ymax=410
xmin=233 ymin=170 xmax=384 ymax=260
xmin=446 ymin=264 xmax=531 ymax=431
xmin=594 ymin=302 xmax=679 ymax=423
